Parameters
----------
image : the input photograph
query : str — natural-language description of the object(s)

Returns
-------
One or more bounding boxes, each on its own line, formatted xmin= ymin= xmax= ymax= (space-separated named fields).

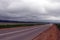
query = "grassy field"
xmin=0 ymin=23 xmax=43 ymax=28
xmin=0 ymin=24 xmax=35 ymax=28
xmin=0 ymin=22 xmax=49 ymax=28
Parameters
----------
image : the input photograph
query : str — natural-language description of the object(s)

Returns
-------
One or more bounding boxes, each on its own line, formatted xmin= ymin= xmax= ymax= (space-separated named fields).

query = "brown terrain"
xmin=33 ymin=25 xmax=60 ymax=40
xmin=58 ymin=30 xmax=60 ymax=40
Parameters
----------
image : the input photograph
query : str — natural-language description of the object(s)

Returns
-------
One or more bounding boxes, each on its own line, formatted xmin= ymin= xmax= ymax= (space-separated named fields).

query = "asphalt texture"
xmin=0 ymin=24 xmax=52 ymax=40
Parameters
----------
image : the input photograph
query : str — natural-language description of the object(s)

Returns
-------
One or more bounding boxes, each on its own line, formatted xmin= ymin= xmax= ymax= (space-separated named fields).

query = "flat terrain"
xmin=0 ymin=24 xmax=52 ymax=40
xmin=0 ymin=22 xmax=38 ymax=25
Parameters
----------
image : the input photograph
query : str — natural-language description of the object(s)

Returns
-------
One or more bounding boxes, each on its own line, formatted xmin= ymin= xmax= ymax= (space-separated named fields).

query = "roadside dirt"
xmin=33 ymin=25 xmax=59 ymax=40
xmin=58 ymin=30 xmax=60 ymax=40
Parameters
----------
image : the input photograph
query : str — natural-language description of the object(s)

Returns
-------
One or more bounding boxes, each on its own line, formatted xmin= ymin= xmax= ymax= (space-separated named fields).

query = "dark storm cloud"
xmin=0 ymin=0 xmax=60 ymax=21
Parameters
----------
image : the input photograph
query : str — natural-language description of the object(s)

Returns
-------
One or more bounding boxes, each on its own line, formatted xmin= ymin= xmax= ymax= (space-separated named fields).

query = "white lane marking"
xmin=0 ymin=26 xmax=43 ymax=36
xmin=0 ymin=24 xmax=51 ymax=40
xmin=0 ymin=24 xmax=52 ymax=36
xmin=7 ymin=27 xmax=40 ymax=39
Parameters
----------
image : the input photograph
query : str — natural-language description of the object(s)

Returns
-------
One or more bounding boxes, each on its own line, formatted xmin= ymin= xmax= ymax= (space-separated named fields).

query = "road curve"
xmin=0 ymin=24 xmax=53 ymax=40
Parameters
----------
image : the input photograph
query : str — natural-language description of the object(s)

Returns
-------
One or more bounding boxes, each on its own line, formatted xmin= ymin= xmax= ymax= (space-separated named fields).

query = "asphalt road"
xmin=0 ymin=24 xmax=53 ymax=40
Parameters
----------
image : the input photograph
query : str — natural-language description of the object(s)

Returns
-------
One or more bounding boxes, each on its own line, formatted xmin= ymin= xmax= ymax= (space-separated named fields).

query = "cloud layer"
xmin=0 ymin=0 xmax=60 ymax=21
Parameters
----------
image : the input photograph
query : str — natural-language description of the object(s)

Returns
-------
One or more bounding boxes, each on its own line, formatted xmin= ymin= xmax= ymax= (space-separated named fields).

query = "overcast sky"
xmin=0 ymin=0 xmax=60 ymax=21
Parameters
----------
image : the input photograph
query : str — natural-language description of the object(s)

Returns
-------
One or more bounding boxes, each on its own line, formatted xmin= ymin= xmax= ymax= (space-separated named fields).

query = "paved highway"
xmin=0 ymin=24 xmax=53 ymax=40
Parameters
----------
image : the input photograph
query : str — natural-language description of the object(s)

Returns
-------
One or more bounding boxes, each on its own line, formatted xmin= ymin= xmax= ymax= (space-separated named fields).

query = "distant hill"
xmin=0 ymin=20 xmax=41 ymax=23
xmin=0 ymin=20 xmax=50 ymax=24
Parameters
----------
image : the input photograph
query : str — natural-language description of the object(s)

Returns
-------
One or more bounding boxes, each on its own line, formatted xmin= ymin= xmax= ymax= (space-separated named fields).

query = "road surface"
xmin=0 ymin=24 xmax=53 ymax=40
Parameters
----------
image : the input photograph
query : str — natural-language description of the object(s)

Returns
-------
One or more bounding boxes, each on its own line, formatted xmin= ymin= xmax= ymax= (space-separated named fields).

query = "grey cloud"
xmin=49 ymin=0 xmax=60 ymax=2
xmin=0 ymin=0 xmax=60 ymax=21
